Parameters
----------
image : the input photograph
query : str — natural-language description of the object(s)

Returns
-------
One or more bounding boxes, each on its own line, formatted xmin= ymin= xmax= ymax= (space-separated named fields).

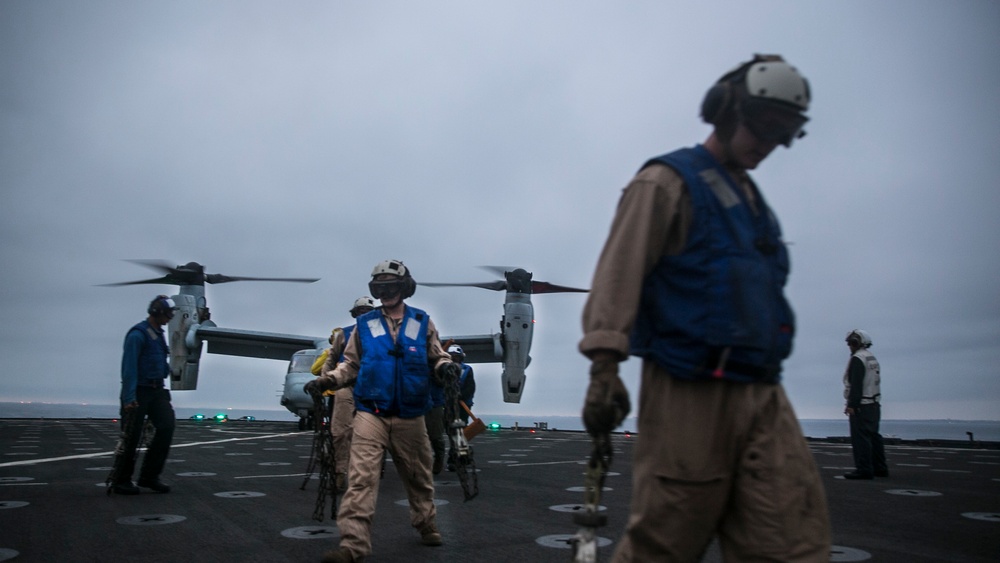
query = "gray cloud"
xmin=2 ymin=1 xmax=998 ymax=421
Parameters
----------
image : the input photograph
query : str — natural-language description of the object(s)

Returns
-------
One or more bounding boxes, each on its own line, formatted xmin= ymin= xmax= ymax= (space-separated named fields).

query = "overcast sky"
xmin=2 ymin=1 xmax=998 ymax=422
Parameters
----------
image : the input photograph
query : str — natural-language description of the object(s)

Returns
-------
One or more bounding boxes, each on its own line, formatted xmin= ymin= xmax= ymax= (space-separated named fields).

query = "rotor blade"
xmin=478 ymin=265 xmax=518 ymax=277
xmin=205 ymin=274 xmax=320 ymax=284
xmin=530 ymin=281 xmax=589 ymax=294
xmin=124 ymin=259 xmax=178 ymax=274
xmin=419 ymin=281 xmax=508 ymax=291
xmin=96 ymin=276 xmax=176 ymax=287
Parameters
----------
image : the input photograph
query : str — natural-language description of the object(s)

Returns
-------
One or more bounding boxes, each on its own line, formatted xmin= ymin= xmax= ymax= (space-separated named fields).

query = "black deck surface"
xmin=1 ymin=419 xmax=998 ymax=562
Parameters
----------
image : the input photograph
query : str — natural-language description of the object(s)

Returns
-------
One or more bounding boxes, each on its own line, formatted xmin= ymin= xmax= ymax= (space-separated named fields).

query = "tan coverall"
xmin=321 ymin=328 xmax=355 ymax=480
xmin=319 ymin=307 xmax=451 ymax=559
xmin=580 ymin=162 xmax=831 ymax=562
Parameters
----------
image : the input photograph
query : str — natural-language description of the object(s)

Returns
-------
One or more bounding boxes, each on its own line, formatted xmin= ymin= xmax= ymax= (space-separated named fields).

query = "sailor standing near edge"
xmin=843 ymin=329 xmax=888 ymax=480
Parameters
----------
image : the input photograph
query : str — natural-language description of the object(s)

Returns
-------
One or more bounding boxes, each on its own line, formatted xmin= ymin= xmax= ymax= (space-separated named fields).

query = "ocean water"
xmin=2 ymin=403 xmax=998 ymax=442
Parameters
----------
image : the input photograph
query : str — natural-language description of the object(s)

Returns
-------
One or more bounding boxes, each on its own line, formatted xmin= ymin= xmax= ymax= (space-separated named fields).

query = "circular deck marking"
xmin=830 ymin=545 xmax=871 ymax=561
xmin=962 ymin=512 xmax=1000 ymax=522
xmin=0 ymin=477 xmax=34 ymax=484
xmin=281 ymin=526 xmax=337 ymax=539
xmin=258 ymin=462 xmax=291 ymax=466
xmin=0 ymin=548 xmax=19 ymax=561
xmin=176 ymin=472 xmax=216 ymax=477
xmin=536 ymin=534 xmax=612 ymax=549
xmin=117 ymin=514 xmax=186 ymax=526
xmin=885 ymin=489 xmax=941 ymax=497
xmin=215 ymin=491 xmax=266 ymax=498
xmin=549 ymin=504 xmax=607 ymax=513
xmin=580 ymin=471 xmax=620 ymax=477
xmin=488 ymin=460 xmax=516 ymax=464
xmin=395 ymin=498 xmax=449 ymax=507
xmin=0 ymin=501 xmax=29 ymax=509
xmin=566 ymin=486 xmax=612 ymax=493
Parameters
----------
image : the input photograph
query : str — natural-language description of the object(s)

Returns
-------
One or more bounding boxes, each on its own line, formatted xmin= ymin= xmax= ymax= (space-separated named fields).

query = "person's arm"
xmin=322 ymin=329 xmax=360 ymax=389
xmin=846 ymin=356 xmax=865 ymax=411
xmin=120 ymin=329 xmax=143 ymax=405
xmin=319 ymin=328 xmax=347 ymax=375
xmin=461 ymin=366 xmax=475 ymax=404
xmin=579 ymin=164 xmax=691 ymax=360
xmin=425 ymin=318 xmax=452 ymax=371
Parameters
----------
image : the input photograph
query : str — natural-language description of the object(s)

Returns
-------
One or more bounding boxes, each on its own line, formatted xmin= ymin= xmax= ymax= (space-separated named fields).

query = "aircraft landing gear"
xmin=298 ymin=413 xmax=316 ymax=431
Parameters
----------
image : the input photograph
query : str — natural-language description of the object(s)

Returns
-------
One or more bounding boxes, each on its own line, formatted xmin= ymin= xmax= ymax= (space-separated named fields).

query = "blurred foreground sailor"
xmin=842 ymin=329 xmax=888 ymax=480
xmin=580 ymin=54 xmax=831 ymax=561
xmin=306 ymin=260 xmax=458 ymax=562
xmin=112 ymin=295 xmax=177 ymax=495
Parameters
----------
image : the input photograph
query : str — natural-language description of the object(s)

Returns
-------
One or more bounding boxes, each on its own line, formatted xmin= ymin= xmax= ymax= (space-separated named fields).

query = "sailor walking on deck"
xmin=306 ymin=260 xmax=459 ymax=563
xmin=111 ymin=295 xmax=177 ymax=495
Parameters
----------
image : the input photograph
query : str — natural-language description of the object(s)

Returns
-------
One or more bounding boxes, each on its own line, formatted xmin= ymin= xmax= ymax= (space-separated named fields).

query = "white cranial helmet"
xmin=845 ymin=329 xmax=873 ymax=348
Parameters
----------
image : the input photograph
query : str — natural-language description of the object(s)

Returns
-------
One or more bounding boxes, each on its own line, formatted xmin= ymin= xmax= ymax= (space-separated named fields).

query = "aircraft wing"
xmin=441 ymin=333 xmax=503 ymax=364
xmin=196 ymin=326 xmax=326 ymax=362
xmin=195 ymin=326 xmax=503 ymax=365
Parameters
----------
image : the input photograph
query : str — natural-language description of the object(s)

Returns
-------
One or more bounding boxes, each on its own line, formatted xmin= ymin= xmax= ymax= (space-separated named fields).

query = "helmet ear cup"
xmin=401 ymin=276 xmax=416 ymax=299
xmin=700 ymin=81 xmax=732 ymax=125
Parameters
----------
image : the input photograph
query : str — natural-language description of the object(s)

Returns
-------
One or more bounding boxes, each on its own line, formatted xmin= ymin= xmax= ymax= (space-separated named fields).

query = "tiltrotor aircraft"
xmin=103 ymin=261 xmax=587 ymax=428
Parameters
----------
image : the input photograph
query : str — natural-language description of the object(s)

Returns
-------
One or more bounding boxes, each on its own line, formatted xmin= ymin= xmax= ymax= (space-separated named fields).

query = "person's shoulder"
xmin=634 ymin=161 xmax=683 ymax=185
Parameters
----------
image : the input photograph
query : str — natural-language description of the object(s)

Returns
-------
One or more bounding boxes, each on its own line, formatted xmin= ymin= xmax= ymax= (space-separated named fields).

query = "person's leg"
xmin=719 ymin=385 xmax=831 ymax=562
xmin=612 ymin=366 xmax=732 ymax=562
xmin=139 ymin=388 xmax=175 ymax=482
xmin=336 ymin=411 xmax=389 ymax=558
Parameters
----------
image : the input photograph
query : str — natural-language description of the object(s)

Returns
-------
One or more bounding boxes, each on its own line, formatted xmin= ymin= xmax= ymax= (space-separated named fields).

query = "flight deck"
xmin=1 ymin=419 xmax=998 ymax=562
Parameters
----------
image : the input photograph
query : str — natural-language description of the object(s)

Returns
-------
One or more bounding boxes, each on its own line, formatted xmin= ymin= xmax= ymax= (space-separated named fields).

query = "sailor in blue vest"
xmin=307 ymin=260 xmax=458 ymax=563
xmin=445 ymin=344 xmax=476 ymax=472
xmin=112 ymin=295 xmax=177 ymax=495
xmin=580 ymin=55 xmax=830 ymax=561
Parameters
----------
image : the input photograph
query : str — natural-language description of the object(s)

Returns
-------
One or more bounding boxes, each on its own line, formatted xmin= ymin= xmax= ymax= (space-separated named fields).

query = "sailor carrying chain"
xmin=570 ymin=431 xmax=613 ymax=562
xmin=443 ymin=366 xmax=478 ymax=501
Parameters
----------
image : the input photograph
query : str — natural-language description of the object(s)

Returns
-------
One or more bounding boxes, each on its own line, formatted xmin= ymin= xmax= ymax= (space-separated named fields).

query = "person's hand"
xmin=582 ymin=357 xmax=630 ymax=436
xmin=304 ymin=378 xmax=330 ymax=396
xmin=434 ymin=362 xmax=461 ymax=386
xmin=123 ymin=401 xmax=138 ymax=411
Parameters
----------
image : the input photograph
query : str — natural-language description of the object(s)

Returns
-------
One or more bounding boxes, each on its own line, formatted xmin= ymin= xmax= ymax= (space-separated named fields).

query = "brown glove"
xmin=434 ymin=362 xmax=461 ymax=386
xmin=304 ymin=377 xmax=333 ymax=396
xmin=582 ymin=358 xmax=630 ymax=436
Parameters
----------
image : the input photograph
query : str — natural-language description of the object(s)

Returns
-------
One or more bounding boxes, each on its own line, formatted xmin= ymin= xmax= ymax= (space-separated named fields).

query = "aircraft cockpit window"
xmin=288 ymin=353 xmax=318 ymax=373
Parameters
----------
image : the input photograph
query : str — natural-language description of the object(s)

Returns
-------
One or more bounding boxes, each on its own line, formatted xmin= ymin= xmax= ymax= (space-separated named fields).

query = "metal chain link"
xmin=300 ymin=392 xmax=337 ymax=521
xmin=570 ymin=432 xmax=613 ymax=562
xmin=443 ymin=367 xmax=478 ymax=501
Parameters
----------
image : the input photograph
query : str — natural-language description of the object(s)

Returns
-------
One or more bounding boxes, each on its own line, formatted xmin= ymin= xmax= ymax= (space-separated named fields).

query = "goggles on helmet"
xmin=740 ymin=98 xmax=808 ymax=147
xmin=368 ymin=278 xmax=406 ymax=300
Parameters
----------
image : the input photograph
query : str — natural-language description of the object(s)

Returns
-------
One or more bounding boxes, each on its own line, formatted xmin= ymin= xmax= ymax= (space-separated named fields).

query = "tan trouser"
xmin=337 ymin=410 xmax=436 ymax=557
xmin=331 ymin=390 xmax=355 ymax=475
xmin=612 ymin=362 xmax=831 ymax=563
